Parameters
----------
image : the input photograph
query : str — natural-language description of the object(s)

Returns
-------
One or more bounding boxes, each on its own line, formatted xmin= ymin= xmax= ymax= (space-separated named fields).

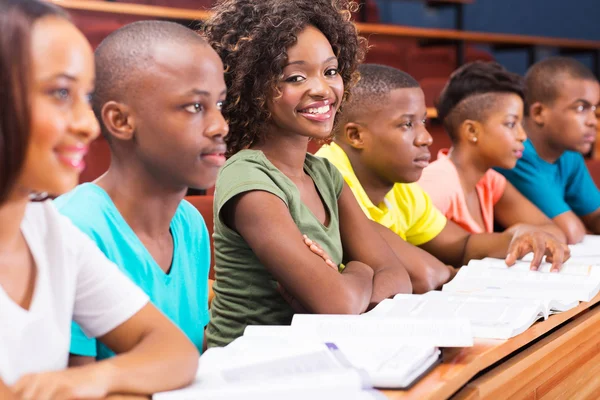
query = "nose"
xmin=70 ymin=96 xmax=100 ymax=143
xmin=204 ymin=108 xmax=229 ymax=139
xmin=516 ymin=122 xmax=527 ymax=142
xmin=415 ymin=125 xmax=433 ymax=147
xmin=586 ymin=108 xmax=598 ymax=128
xmin=307 ymin=75 xmax=333 ymax=98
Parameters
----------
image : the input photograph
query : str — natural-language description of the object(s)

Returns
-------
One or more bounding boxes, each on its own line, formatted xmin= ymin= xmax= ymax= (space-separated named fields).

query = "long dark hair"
xmin=0 ymin=0 xmax=67 ymax=203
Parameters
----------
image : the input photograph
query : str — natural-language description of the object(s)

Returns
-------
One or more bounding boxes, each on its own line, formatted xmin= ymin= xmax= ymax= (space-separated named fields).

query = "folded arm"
xmin=337 ymin=183 xmax=412 ymax=306
xmin=223 ymin=189 xmax=374 ymax=314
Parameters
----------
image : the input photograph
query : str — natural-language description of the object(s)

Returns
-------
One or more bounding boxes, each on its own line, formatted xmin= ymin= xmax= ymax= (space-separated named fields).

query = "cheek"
xmin=28 ymin=99 xmax=67 ymax=158
xmin=330 ymin=76 xmax=344 ymax=100
xmin=274 ymin=87 xmax=303 ymax=115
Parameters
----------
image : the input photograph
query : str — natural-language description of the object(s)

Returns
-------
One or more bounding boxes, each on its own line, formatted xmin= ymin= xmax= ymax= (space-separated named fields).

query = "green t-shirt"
xmin=206 ymin=150 xmax=344 ymax=347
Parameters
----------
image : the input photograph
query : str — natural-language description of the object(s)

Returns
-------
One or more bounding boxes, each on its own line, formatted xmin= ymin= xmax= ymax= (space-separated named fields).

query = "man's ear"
xmin=529 ymin=102 xmax=546 ymax=126
xmin=344 ymin=122 xmax=367 ymax=150
xmin=460 ymin=119 xmax=482 ymax=144
xmin=101 ymin=101 xmax=135 ymax=141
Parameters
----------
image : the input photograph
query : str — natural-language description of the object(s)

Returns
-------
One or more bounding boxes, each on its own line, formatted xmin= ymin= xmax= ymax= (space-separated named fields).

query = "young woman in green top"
xmin=203 ymin=0 xmax=413 ymax=347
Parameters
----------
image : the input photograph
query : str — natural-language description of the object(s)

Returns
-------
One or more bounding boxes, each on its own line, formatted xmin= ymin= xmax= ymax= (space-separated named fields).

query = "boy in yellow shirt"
xmin=317 ymin=64 xmax=569 ymax=288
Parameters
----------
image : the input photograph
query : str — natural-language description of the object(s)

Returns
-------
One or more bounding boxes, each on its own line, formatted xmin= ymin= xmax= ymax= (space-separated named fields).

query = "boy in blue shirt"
xmin=497 ymin=57 xmax=600 ymax=244
xmin=55 ymin=21 xmax=229 ymax=363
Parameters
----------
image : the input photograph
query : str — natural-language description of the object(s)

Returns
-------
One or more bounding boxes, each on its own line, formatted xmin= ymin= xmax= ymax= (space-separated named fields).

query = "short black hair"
xmin=0 ymin=0 xmax=67 ymax=203
xmin=524 ymin=56 xmax=597 ymax=115
xmin=204 ymin=0 xmax=366 ymax=156
xmin=93 ymin=20 xmax=207 ymax=140
xmin=436 ymin=61 xmax=524 ymax=143
xmin=333 ymin=63 xmax=419 ymax=135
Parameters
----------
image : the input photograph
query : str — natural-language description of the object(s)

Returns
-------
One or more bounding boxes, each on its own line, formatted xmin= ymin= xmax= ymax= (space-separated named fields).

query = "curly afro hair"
xmin=203 ymin=0 xmax=366 ymax=157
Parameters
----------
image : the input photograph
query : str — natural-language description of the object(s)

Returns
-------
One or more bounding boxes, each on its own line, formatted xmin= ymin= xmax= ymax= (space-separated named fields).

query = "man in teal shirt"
xmin=55 ymin=21 xmax=229 ymax=361
xmin=497 ymin=57 xmax=600 ymax=244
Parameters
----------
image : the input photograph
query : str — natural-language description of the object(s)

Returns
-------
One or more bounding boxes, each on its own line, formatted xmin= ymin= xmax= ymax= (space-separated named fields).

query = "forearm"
xmin=96 ymin=328 xmax=198 ymax=395
xmin=0 ymin=379 xmax=17 ymax=400
xmin=462 ymin=232 xmax=512 ymax=265
xmin=338 ymin=261 xmax=375 ymax=314
xmin=370 ymin=264 xmax=412 ymax=307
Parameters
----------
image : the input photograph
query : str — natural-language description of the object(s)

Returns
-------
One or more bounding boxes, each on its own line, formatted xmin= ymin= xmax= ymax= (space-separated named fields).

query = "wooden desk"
xmin=383 ymin=294 xmax=600 ymax=399
xmin=49 ymin=0 xmax=210 ymax=20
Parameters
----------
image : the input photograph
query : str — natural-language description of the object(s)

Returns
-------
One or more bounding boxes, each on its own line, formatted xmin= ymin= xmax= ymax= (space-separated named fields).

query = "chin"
xmin=575 ymin=143 xmax=593 ymax=155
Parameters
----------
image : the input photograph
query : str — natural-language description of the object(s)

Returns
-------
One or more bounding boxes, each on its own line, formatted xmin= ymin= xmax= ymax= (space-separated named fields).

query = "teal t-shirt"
xmin=496 ymin=139 xmax=600 ymax=219
xmin=54 ymin=183 xmax=210 ymax=359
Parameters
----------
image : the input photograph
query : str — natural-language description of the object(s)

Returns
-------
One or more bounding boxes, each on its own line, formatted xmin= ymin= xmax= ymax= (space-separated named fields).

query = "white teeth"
xmin=304 ymin=105 xmax=331 ymax=115
xmin=59 ymin=152 xmax=83 ymax=163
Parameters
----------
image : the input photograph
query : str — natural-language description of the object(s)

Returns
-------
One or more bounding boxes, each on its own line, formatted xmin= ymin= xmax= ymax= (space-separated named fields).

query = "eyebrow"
xmin=187 ymin=89 xmax=227 ymax=96
xmin=43 ymin=73 xmax=77 ymax=82
xmin=572 ymin=99 xmax=594 ymax=106
xmin=284 ymin=56 xmax=338 ymax=68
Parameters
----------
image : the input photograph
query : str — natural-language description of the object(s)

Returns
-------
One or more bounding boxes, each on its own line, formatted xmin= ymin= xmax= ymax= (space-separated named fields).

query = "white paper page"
xmin=469 ymin=257 xmax=600 ymax=276
xmin=368 ymin=293 xmax=541 ymax=339
xmin=569 ymin=235 xmax=600 ymax=258
xmin=153 ymin=368 xmax=371 ymax=400
xmin=290 ymin=314 xmax=473 ymax=347
xmin=448 ymin=263 xmax=600 ymax=302
xmin=237 ymin=334 xmax=439 ymax=389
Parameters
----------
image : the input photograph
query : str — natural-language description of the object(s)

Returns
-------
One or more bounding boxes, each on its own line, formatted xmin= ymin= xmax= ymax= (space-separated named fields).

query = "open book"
xmin=240 ymin=331 xmax=443 ymax=389
xmin=366 ymin=291 xmax=566 ymax=339
xmin=153 ymin=337 xmax=385 ymax=399
xmin=443 ymin=257 xmax=600 ymax=304
xmin=287 ymin=314 xmax=473 ymax=347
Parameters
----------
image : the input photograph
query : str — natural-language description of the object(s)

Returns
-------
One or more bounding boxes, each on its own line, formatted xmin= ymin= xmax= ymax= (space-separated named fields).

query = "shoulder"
xmin=559 ymin=150 xmax=586 ymax=169
xmin=176 ymin=199 xmax=208 ymax=234
xmin=419 ymin=156 xmax=460 ymax=189
xmin=53 ymin=183 xmax=115 ymax=237
xmin=305 ymin=153 xmax=341 ymax=178
xmin=23 ymin=201 xmax=100 ymax=267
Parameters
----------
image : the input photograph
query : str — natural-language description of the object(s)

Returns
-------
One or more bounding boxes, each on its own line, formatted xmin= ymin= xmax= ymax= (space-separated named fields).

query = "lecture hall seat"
xmin=185 ymin=195 xmax=216 ymax=280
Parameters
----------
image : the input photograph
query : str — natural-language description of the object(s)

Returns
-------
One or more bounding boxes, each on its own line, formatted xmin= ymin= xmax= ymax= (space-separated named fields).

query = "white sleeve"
xmin=62 ymin=216 xmax=149 ymax=338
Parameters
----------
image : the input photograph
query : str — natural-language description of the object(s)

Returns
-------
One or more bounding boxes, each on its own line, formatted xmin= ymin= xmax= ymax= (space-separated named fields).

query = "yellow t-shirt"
xmin=316 ymin=142 xmax=447 ymax=246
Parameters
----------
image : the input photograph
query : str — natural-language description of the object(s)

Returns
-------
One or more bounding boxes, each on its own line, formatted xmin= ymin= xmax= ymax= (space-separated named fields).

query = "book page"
xmin=469 ymin=257 xmax=600 ymax=276
xmin=290 ymin=314 xmax=473 ymax=347
xmin=369 ymin=293 xmax=542 ymax=339
xmin=450 ymin=261 xmax=600 ymax=302
xmin=153 ymin=369 xmax=372 ymax=400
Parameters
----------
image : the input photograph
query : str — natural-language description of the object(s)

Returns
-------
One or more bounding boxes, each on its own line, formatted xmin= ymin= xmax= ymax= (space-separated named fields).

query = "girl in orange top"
xmin=418 ymin=62 xmax=565 ymax=241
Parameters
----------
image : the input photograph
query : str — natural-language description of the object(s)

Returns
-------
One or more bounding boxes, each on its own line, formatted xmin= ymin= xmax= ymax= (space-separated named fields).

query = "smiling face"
xmin=121 ymin=41 xmax=229 ymax=190
xmin=16 ymin=16 xmax=99 ymax=197
xmin=468 ymin=93 xmax=527 ymax=170
xmin=358 ymin=87 xmax=432 ymax=184
xmin=534 ymin=76 xmax=600 ymax=154
xmin=267 ymin=25 xmax=344 ymax=140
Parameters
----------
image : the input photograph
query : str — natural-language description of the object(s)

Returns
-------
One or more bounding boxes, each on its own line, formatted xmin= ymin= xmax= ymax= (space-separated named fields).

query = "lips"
xmin=413 ymin=153 xmax=431 ymax=168
xmin=54 ymin=144 xmax=88 ymax=172
xmin=297 ymin=99 xmax=335 ymax=123
xmin=200 ymin=147 xmax=227 ymax=167
xmin=513 ymin=146 xmax=524 ymax=159
xmin=583 ymin=134 xmax=596 ymax=144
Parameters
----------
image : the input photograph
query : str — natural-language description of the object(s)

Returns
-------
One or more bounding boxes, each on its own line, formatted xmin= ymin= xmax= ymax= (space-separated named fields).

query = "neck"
xmin=96 ymin=159 xmax=186 ymax=238
xmin=341 ymin=143 xmax=394 ymax=206
xmin=253 ymin=127 xmax=311 ymax=179
xmin=448 ymin=145 xmax=489 ymax=194
xmin=0 ymin=190 xmax=30 ymax=253
xmin=523 ymin=118 xmax=563 ymax=163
